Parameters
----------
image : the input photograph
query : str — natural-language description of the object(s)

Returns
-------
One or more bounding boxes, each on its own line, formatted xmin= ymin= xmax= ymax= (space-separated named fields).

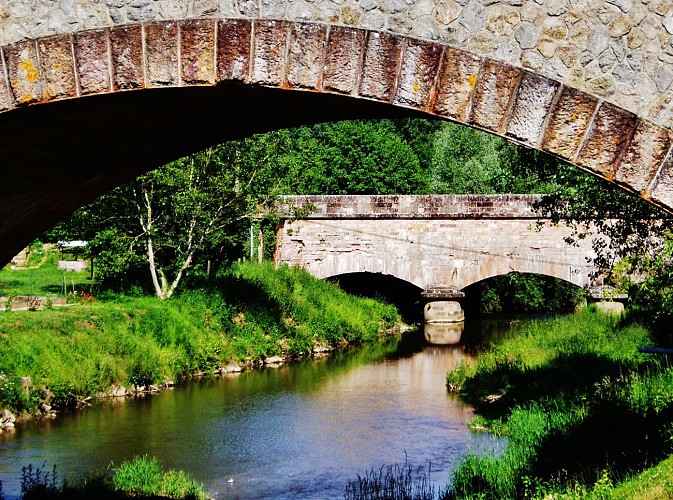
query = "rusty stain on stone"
xmin=5 ymin=40 xmax=42 ymax=105
xmin=38 ymin=35 xmax=76 ymax=101
xmin=323 ymin=26 xmax=365 ymax=95
xmin=394 ymin=39 xmax=443 ymax=109
xmin=576 ymin=103 xmax=637 ymax=179
xmin=110 ymin=25 xmax=144 ymax=90
xmin=74 ymin=29 xmax=110 ymax=95
xmin=541 ymin=86 xmax=598 ymax=161
xmin=181 ymin=19 xmax=215 ymax=86
xmin=145 ymin=22 xmax=178 ymax=87
xmin=360 ymin=31 xmax=401 ymax=102
xmin=616 ymin=120 xmax=672 ymax=194
xmin=217 ymin=19 xmax=252 ymax=83
xmin=251 ymin=19 xmax=288 ymax=86
xmin=433 ymin=47 xmax=481 ymax=122
xmin=287 ymin=22 xmax=327 ymax=90
xmin=469 ymin=59 xmax=521 ymax=133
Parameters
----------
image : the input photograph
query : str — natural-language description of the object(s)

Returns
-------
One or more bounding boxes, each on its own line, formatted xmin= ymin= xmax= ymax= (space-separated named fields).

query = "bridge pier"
xmin=589 ymin=286 xmax=628 ymax=315
xmin=421 ymin=286 xmax=465 ymax=345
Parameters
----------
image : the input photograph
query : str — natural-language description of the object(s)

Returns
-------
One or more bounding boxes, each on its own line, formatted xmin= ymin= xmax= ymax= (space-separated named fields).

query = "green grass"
xmin=17 ymin=456 xmax=209 ymax=499
xmin=447 ymin=309 xmax=673 ymax=499
xmin=0 ymin=261 xmax=401 ymax=415
xmin=0 ymin=249 xmax=94 ymax=298
xmin=112 ymin=456 xmax=208 ymax=499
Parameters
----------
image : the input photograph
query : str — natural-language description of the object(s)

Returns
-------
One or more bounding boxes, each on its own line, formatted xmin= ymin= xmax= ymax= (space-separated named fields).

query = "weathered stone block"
xmin=649 ymin=151 xmax=673 ymax=211
xmin=506 ymin=72 xmax=560 ymax=146
xmin=616 ymin=120 xmax=672 ymax=194
xmin=251 ymin=19 xmax=288 ymax=86
xmin=110 ymin=25 xmax=144 ymax=90
xmin=181 ymin=19 xmax=216 ymax=85
xmin=145 ymin=22 xmax=179 ymax=87
xmin=323 ymin=26 xmax=366 ymax=94
xmin=360 ymin=31 xmax=402 ymax=102
xmin=394 ymin=38 xmax=443 ymax=109
xmin=432 ymin=46 xmax=481 ymax=122
xmin=0 ymin=55 xmax=12 ymax=111
xmin=38 ymin=35 xmax=76 ymax=101
xmin=5 ymin=40 xmax=42 ymax=105
xmin=287 ymin=22 xmax=327 ymax=90
xmin=469 ymin=59 xmax=521 ymax=132
xmin=217 ymin=18 xmax=252 ymax=82
xmin=74 ymin=29 xmax=110 ymax=95
xmin=541 ymin=86 xmax=598 ymax=161
xmin=576 ymin=103 xmax=638 ymax=179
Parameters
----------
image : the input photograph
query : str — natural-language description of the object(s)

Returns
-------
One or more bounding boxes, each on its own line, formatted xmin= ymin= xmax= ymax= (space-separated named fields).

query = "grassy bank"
xmin=446 ymin=308 xmax=673 ymax=499
xmin=0 ymin=262 xmax=400 ymax=416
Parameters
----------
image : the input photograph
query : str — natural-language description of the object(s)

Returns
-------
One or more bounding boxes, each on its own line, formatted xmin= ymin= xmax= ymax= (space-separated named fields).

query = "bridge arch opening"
xmin=326 ymin=273 xmax=423 ymax=324
xmin=1 ymin=18 xmax=672 ymax=265
xmin=461 ymin=271 xmax=586 ymax=317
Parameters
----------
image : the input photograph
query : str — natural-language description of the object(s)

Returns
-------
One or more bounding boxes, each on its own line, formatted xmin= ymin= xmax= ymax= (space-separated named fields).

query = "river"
xmin=0 ymin=321 xmax=511 ymax=499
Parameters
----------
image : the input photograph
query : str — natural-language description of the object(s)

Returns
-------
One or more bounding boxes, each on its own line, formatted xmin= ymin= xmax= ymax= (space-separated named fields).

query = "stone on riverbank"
xmin=0 ymin=409 xmax=16 ymax=429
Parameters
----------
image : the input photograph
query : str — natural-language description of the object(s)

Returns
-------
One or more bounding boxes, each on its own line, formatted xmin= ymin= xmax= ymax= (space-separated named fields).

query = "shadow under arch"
xmin=1 ymin=18 xmax=672 ymax=265
xmin=326 ymin=272 xmax=424 ymax=324
xmin=461 ymin=271 xmax=585 ymax=317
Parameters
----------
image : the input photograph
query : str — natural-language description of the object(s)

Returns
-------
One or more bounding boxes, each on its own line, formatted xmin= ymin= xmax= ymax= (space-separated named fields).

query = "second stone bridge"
xmin=274 ymin=195 xmax=599 ymax=300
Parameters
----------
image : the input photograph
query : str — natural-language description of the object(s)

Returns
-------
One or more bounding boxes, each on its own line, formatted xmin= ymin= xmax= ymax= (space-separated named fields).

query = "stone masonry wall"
xmin=278 ymin=194 xmax=547 ymax=219
xmin=1 ymin=1 xmax=672 ymax=130
xmin=275 ymin=195 xmax=597 ymax=289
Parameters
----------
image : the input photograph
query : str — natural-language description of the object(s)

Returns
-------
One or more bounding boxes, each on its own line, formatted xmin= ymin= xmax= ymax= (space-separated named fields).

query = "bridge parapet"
xmin=278 ymin=194 xmax=547 ymax=220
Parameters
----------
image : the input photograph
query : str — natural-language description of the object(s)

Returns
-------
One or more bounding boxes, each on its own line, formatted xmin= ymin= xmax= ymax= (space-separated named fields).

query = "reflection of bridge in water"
xmin=275 ymin=194 xmax=601 ymax=334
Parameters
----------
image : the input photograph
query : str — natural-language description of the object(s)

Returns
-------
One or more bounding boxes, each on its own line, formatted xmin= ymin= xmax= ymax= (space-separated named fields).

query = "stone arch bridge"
xmin=0 ymin=2 xmax=673 ymax=265
xmin=274 ymin=194 xmax=599 ymax=294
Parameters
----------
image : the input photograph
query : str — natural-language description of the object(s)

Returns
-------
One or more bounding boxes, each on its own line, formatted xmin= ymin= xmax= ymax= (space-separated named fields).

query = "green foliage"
xmin=280 ymin=120 xmax=429 ymax=195
xmin=470 ymin=273 xmax=586 ymax=314
xmin=112 ymin=456 xmax=208 ymax=499
xmin=429 ymin=123 xmax=560 ymax=195
xmin=447 ymin=310 xmax=673 ymax=499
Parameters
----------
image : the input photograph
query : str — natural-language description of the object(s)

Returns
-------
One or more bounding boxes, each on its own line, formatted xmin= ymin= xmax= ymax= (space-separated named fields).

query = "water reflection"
xmin=0 ymin=325 xmax=513 ymax=499
xmin=424 ymin=322 xmax=464 ymax=345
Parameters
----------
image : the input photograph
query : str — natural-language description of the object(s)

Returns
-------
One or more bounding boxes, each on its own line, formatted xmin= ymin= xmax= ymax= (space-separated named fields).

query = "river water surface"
xmin=0 ymin=323 xmax=510 ymax=499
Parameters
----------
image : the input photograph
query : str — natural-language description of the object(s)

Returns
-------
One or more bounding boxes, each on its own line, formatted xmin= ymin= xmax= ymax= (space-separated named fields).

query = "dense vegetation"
xmin=0 ymin=262 xmax=399 ymax=416
xmin=446 ymin=309 xmax=673 ymax=499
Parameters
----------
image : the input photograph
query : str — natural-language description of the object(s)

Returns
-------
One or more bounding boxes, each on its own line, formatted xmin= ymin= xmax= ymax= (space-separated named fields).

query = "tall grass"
xmin=17 ymin=457 xmax=208 ymax=499
xmin=0 ymin=262 xmax=401 ymax=415
xmin=447 ymin=309 xmax=673 ymax=499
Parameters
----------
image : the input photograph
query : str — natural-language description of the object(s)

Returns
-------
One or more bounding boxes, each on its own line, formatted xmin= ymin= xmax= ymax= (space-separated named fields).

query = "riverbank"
xmin=0 ymin=262 xmax=401 ymax=423
xmin=446 ymin=308 xmax=673 ymax=499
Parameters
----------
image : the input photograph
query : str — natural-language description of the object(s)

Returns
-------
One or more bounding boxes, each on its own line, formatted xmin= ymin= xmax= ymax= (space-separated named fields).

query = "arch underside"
xmin=0 ymin=17 xmax=672 ymax=265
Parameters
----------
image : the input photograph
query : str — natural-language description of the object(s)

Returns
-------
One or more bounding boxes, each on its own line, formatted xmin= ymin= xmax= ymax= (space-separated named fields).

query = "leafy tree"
xmin=429 ymin=122 xmax=561 ymax=195
xmin=279 ymin=120 xmax=429 ymax=195
xmin=52 ymin=142 xmax=284 ymax=299
xmin=534 ymin=163 xmax=673 ymax=285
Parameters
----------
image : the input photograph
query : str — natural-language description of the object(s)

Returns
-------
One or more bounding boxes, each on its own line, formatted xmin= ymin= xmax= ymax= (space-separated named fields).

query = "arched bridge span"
xmin=274 ymin=195 xmax=599 ymax=291
xmin=0 ymin=3 xmax=672 ymax=264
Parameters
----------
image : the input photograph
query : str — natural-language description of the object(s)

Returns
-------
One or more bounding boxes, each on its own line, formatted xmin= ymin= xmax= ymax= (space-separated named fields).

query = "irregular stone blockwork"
xmin=0 ymin=17 xmax=672 ymax=215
